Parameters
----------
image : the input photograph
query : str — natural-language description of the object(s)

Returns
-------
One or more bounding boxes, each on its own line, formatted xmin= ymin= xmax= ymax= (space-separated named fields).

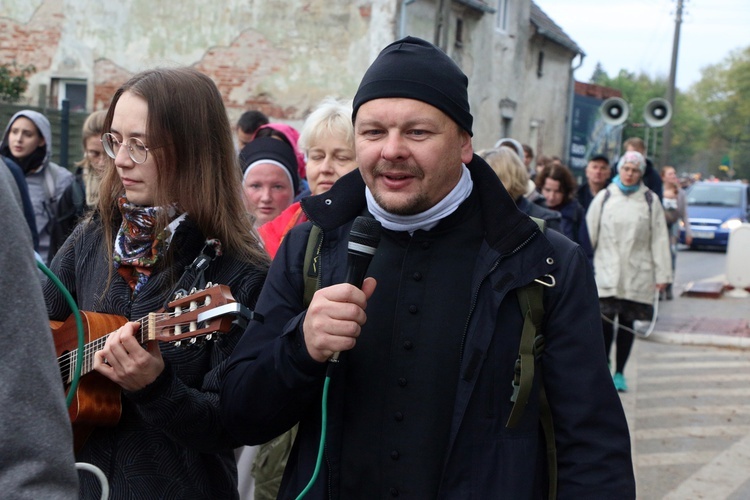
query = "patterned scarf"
xmin=113 ymin=196 xmax=184 ymax=296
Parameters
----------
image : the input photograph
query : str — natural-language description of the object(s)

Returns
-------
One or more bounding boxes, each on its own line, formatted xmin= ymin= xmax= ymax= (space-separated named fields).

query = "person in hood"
xmin=1 ymin=110 xmax=73 ymax=263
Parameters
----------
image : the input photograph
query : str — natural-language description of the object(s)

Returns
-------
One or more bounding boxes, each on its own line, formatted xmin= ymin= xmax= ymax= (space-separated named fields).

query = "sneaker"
xmin=613 ymin=372 xmax=628 ymax=392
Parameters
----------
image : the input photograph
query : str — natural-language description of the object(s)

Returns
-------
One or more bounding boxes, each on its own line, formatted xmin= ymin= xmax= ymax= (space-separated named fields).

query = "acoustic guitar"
xmin=51 ymin=283 xmax=255 ymax=451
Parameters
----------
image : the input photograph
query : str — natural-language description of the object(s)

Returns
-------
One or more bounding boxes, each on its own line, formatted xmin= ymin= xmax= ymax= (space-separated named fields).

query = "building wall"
xmin=0 ymin=0 xmax=577 ymax=158
xmin=0 ymin=0 xmax=398 ymax=124
xmin=522 ymin=35 xmax=578 ymax=161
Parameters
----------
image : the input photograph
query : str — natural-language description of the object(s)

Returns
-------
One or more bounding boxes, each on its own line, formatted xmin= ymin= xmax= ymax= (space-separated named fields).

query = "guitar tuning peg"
xmin=204 ymin=281 xmax=214 ymax=289
xmin=189 ymin=337 xmax=198 ymax=345
xmin=189 ymin=287 xmax=198 ymax=295
xmin=205 ymin=333 xmax=213 ymax=341
xmin=174 ymin=340 xmax=182 ymax=347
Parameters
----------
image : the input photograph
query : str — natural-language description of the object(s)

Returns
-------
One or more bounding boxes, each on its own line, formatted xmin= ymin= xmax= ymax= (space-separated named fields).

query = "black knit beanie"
xmin=352 ymin=36 xmax=473 ymax=136
xmin=239 ymin=136 xmax=300 ymax=194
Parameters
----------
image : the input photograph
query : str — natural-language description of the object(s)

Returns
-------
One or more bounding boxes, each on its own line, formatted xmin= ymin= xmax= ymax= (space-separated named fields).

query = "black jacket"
xmin=44 ymin=214 xmax=267 ymax=499
xmin=221 ymin=155 xmax=635 ymax=499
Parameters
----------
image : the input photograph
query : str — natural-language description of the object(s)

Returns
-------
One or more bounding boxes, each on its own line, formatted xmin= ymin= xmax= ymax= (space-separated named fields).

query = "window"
xmin=496 ymin=0 xmax=509 ymax=32
xmin=455 ymin=18 xmax=464 ymax=48
xmin=51 ymin=79 xmax=87 ymax=112
xmin=537 ymin=51 xmax=545 ymax=78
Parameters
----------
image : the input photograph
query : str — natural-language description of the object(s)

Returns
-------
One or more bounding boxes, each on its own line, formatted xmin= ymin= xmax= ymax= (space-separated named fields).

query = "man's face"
xmin=523 ymin=149 xmax=533 ymax=168
xmin=355 ymin=98 xmax=473 ymax=215
xmin=586 ymin=159 xmax=610 ymax=188
xmin=236 ymin=128 xmax=254 ymax=150
xmin=625 ymin=143 xmax=645 ymax=156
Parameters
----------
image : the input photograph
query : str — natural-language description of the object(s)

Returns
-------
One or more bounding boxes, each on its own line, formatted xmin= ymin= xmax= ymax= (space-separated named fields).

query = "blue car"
xmin=680 ymin=181 xmax=750 ymax=250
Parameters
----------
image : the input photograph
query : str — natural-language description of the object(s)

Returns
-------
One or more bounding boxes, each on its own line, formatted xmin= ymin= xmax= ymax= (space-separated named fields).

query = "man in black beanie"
xmin=222 ymin=36 xmax=635 ymax=499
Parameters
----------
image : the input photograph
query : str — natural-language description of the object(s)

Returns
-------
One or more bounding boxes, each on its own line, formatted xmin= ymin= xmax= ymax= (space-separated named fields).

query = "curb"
xmin=647 ymin=330 xmax=750 ymax=349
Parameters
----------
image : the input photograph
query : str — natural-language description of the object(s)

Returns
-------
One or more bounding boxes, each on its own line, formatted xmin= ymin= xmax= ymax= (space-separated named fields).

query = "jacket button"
xmin=390 ymin=450 xmax=400 ymax=460
xmin=408 ymin=304 xmax=418 ymax=314
xmin=398 ymin=377 xmax=407 ymax=387
xmin=394 ymin=411 xmax=403 ymax=421
xmin=390 ymin=487 xmax=399 ymax=496
xmin=412 ymin=271 xmax=422 ymax=281
xmin=403 ymin=340 xmax=413 ymax=350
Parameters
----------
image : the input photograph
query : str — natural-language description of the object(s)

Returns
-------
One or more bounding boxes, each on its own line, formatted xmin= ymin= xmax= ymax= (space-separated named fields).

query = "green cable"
xmin=295 ymin=374 xmax=331 ymax=500
xmin=37 ymin=258 xmax=85 ymax=409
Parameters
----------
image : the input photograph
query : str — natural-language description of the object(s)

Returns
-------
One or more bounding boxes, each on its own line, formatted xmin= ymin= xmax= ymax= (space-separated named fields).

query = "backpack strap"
xmin=303 ymin=224 xmax=323 ymax=308
xmin=505 ymin=216 xmax=557 ymax=499
xmin=506 ymin=217 xmax=547 ymax=426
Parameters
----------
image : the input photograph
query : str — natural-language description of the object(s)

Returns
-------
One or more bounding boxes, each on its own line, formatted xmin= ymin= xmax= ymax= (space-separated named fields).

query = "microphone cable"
xmin=38 ymin=256 xmax=111 ymax=498
xmin=36 ymin=254 xmax=85 ymax=409
xmin=295 ymin=366 xmax=333 ymax=500
xmin=600 ymin=288 xmax=660 ymax=339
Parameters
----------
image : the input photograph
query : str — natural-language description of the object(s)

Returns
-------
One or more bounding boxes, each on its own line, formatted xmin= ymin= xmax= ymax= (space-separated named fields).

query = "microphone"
xmin=330 ymin=216 xmax=381 ymax=363
xmin=345 ymin=216 xmax=382 ymax=287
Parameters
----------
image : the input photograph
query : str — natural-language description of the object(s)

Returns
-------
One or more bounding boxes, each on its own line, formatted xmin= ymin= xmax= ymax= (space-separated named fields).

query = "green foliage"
xmin=590 ymin=62 xmax=607 ymax=83
xmin=590 ymin=63 xmax=733 ymax=178
xmin=690 ymin=47 xmax=750 ymax=180
xmin=0 ymin=62 xmax=35 ymax=103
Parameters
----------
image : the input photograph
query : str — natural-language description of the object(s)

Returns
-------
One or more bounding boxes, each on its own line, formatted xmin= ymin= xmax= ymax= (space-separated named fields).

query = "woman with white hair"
xmin=477 ymin=147 xmax=561 ymax=232
xmin=257 ymin=97 xmax=357 ymax=258
xmin=586 ymin=150 xmax=672 ymax=392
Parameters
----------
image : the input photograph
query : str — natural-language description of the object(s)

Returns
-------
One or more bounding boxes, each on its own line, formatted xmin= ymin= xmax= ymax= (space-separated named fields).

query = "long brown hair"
xmin=97 ymin=67 xmax=269 ymax=275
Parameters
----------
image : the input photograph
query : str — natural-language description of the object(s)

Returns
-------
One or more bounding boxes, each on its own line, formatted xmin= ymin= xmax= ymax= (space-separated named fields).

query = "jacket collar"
xmin=300 ymin=154 xmax=540 ymax=255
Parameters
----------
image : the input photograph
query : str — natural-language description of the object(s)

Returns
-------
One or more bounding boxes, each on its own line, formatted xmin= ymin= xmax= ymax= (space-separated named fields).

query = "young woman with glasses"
xmin=43 ymin=67 xmax=269 ymax=499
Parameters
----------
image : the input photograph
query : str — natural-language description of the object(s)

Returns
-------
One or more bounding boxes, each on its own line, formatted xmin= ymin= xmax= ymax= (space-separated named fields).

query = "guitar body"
xmin=50 ymin=284 xmax=244 ymax=452
xmin=53 ymin=311 xmax=128 ymax=450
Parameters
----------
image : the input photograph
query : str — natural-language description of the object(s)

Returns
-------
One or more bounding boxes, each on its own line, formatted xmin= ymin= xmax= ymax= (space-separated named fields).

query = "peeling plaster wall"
xmin=1 ymin=0 xmax=574 ymax=157
xmin=0 ymin=0 xmax=398 ymax=123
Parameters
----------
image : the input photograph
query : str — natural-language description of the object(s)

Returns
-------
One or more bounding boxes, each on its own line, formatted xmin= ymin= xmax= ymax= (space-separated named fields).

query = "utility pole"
xmin=660 ymin=0 xmax=684 ymax=167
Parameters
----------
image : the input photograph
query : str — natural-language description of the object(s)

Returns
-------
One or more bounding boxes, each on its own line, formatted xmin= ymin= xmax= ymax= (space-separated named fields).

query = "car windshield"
xmin=687 ymin=184 xmax=742 ymax=207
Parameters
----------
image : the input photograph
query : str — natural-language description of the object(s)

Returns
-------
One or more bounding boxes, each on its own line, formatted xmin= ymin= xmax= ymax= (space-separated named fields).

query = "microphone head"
xmin=348 ymin=216 xmax=382 ymax=256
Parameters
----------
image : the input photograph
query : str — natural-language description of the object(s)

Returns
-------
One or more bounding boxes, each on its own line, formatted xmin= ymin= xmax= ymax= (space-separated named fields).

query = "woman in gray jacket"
xmin=1 ymin=110 xmax=73 ymax=264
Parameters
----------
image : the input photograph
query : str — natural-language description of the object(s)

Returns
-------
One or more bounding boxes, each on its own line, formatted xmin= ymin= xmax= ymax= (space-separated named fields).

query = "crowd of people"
xmin=2 ymin=34 xmax=698 ymax=499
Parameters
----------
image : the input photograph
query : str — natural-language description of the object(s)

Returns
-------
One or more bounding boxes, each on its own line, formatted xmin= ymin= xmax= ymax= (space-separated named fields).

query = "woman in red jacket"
xmin=258 ymin=97 xmax=358 ymax=258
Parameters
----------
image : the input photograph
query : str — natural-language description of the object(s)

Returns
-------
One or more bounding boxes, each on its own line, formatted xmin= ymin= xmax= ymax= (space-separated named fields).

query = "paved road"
xmin=620 ymin=247 xmax=750 ymax=498
xmin=623 ymin=340 xmax=750 ymax=499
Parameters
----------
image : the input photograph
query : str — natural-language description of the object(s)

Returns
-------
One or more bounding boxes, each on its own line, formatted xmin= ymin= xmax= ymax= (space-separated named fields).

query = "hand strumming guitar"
xmin=94 ymin=321 xmax=165 ymax=392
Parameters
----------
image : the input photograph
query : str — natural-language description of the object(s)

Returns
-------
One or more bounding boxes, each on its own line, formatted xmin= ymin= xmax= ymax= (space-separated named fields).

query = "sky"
xmin=535 ymin=0 xmax=750 ymax=91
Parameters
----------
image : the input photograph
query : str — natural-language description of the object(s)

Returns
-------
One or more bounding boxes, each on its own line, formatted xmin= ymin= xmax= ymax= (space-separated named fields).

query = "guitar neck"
xmin=58 ymin=284 xmax=244 ymax=385
xmin=62 ymin=314 xmax=155 ymax=383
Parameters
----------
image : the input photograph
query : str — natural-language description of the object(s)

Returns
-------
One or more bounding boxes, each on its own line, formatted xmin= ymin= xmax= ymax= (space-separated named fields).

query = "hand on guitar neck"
xmin=53 ymin=283 xmax=261 ymax=451
xmin=94 ymin=321 xmax=165 ymax=392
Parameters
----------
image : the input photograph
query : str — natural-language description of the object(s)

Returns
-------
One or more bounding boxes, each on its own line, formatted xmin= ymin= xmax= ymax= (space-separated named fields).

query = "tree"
xmin=591 ymin=69 xmax=710 ymax=173
xmin=691 ymin=47 xmax=750 ymax=181
xmin=0 ymin=62 xmax=35 ymax=103
xmin=589 ymin=62 xmax=607 ymax=83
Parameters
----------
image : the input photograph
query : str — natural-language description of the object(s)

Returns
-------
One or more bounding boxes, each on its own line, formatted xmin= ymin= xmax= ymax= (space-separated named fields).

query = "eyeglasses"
xmin=101 ymin=133 xmax=151 ymax=164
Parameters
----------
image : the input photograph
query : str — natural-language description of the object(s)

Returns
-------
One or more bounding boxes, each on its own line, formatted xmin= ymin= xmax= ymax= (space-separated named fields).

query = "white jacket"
xmin=586 ymin=183 xmax=673 ymax=305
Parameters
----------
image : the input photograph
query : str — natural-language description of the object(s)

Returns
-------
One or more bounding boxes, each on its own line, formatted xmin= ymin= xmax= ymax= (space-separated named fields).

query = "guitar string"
xmin=59 ymin=309 xmax=219 ymax=380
